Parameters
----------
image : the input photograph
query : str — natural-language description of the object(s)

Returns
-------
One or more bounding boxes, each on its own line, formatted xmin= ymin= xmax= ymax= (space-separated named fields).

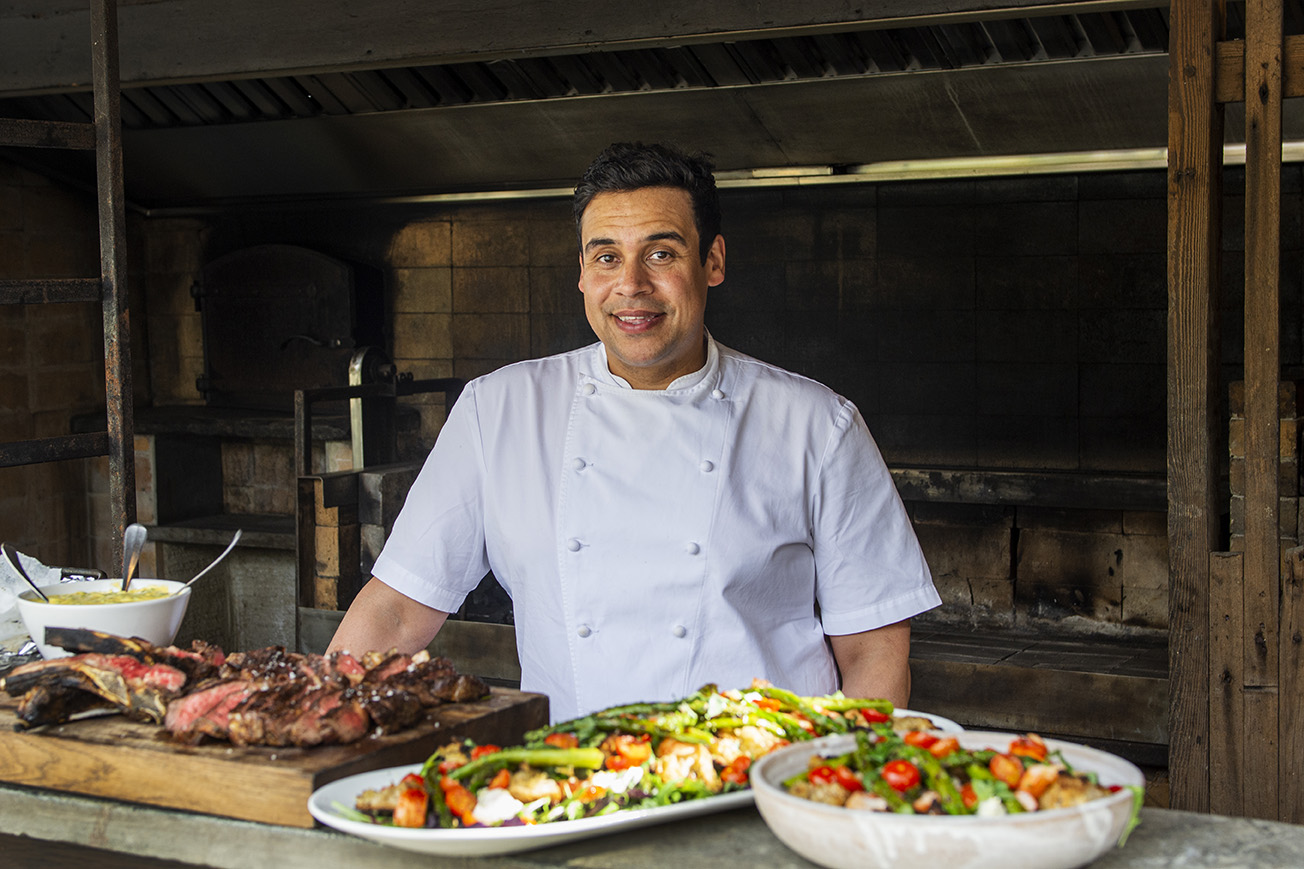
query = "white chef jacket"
xmin=372 ymin=336 xmax=939 ymax=721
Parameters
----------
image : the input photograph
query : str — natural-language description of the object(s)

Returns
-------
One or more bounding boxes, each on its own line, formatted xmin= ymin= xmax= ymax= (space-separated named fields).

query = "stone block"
xmin=784 ymin=258 xmax=877 ymax=311
xmin=974 ymin=361 xmax=1078 ymax=413
xmin=874 ymin=256 xmax=972 ymax=310
xmin=0 ymin=231 xmax=26 ymax=277
xmin=975 ymin=414 xmax=1079 ymax=470
xmin=388 ymin=220 xmax=452 ymax=267
xmin=1079 ymin=253 xmax=1165 ymax=309
xmin=1019 ymin=526 xmax=1167 ymax=598
xmin=875 ymin=310 xmax=975 ymax=363
xmin=976 ymin=255 xmax=1077 ymax=310
xmin=974 ymin=201 xmax=1078 ymax=256
xmin=877 ymin=204 xmax=975 ymax=257
xmin=1078 ymin=198 xmax=1167 ymax=254
xmin=32 ymin=367 xmax=101 ymax=412
xmin=393 ymin=267 xmax=452 ymax=313
xmin=871 ymin=412 xmax=977 ymax=467
xmin=1122 ymin=586 xmax=1168 ymax=630
xmin=144 ymin=221 xmax=205 ymax=274
xmin=25 ymin=231 xmax=98 ymax=277
xmin=724 ymin=204 xmax=815 ymax=264
xmin=453 ymin=220 xmax=530 ymax=267
xmin=451 ymin=313 xmax=529 ymax=360
xmin=1018 ymin=506 xmax=1123 ymax=534
xmin=528 ymin=211 xmax=578 ymax=267
xmin=393 ymin=312 xmax=453 ymax=360
xmin=1080 ymin=362 xmax=1165 ymax=417
xmin=0 ymin=185 xmax=20 ymax=232
xmin=913 ymin=517 xmax=1012 ymax=581
xmin=812 ymin=207 xmax=876 ymax=260
xmin=1082 ymin=307 xmax=1167 ymax=366
xmin=1123 ymin=510 xmax=1168 ymax=537
xmin=1079 ymin=414 xmax=1165 ymax=474
xmin=875 ymin=361 xmax=977 ymax=415
xmin=453 ymin=266 xmax=530 ymax=313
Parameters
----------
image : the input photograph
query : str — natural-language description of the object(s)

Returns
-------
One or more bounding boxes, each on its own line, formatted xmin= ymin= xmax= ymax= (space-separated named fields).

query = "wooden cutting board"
xmin=0 ymin=686 xmax=548 ymax=827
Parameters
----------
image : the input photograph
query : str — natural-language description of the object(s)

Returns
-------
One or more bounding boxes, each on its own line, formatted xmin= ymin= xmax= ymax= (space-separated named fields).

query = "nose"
xmin=614 ymin=258 xmax=653 ymax=296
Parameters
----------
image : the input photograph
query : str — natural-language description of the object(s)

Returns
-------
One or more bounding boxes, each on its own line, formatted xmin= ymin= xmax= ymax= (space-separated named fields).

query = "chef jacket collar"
xmin=595 ymin=331 xmax=720 ymax=392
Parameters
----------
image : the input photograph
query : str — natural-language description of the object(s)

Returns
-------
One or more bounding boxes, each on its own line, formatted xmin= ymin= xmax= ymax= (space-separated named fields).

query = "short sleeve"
xmin=369 ymin=382 xmax=492 ymax=613
xmin=811 ymin=403 xmax=940 ymax=635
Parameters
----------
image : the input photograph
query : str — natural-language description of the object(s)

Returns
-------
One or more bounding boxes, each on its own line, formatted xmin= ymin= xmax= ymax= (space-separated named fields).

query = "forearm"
xmin=828 ymin=619 xmax=913 ymax=708
xmin=327 ymin=576 xmax=450 ymax=655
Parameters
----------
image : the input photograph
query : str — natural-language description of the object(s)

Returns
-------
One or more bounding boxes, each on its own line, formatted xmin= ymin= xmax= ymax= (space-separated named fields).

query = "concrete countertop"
xmin=3 ymin=782 xmax=1304 ymax=869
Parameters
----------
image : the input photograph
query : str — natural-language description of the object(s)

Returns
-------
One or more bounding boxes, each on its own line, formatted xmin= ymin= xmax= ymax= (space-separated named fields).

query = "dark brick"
xmin=1079 ymin=253 xmax=1165 ymax=309
xmin=453 ymin=266 xmax=530 ymax=314
xmin=877 ymin=205 xmax=975 ymax=257
xmin=976 ymin=256 xmax=1077 ymax=310
xmin=1078 ymin=309 xmax=1165 ymax=364
xmin=529 ymin=265 xmax=580 ymax=315
xmin=974 ymin=201 xmax=1078 ymax=256
xmin=974 ymin=174 xmax=1077 ymax=203
xmin=975 ymin=311 xmax=1079 ymax=363
xmin=875 ymin=310 xmax=974 ymax=362
xmin=875 ymin=361 xmax=977 ymax=415
xmin=876 ymin=256 xmax=974 ymax=310
xmin=975 ymin=361 xmax=1078 ymax=415
xmin=1079 ymin=415 xmax=1166 ymax=473
xmin=451 ymin=313 xmax=529 ymax=360
xmin=974 ymin=414 xmax=1080 ymax=469
xmin=785 ymin=259 xmax=876 ymax=311
xmin=1078 ymin=198 xmax=1167 ymax=254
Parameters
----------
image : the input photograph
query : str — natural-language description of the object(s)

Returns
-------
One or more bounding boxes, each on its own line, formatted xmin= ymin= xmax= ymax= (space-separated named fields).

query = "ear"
xmin=706 ymin=234 xmax=726 ymax=287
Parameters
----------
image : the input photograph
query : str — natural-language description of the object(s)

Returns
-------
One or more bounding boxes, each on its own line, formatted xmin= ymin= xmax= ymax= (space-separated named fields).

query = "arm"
xmin=828 ymin=618 xmax=913 ymax=708
xmin=327 ymin=576 xmax=450 ymax=655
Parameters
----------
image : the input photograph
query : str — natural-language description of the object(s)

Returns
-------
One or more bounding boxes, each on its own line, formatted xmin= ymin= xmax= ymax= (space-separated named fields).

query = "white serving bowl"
xmin=750 ymin=730 xmax=1143 ymax=869
xmin=15 ymin=578 xmax=191 ymax=658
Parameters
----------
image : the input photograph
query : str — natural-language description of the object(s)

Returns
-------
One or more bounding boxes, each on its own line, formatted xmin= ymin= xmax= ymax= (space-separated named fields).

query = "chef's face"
xmin=578 ymin=187 xmax=725 ymax=390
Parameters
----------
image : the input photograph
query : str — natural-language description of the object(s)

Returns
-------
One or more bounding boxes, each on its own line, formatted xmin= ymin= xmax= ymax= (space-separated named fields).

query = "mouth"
xmin=610 ymin=311 xmax=664 ymax=333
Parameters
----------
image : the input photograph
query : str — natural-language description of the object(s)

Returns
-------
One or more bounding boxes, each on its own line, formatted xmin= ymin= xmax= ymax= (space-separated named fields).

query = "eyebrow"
xmin=583 ymin=230 xmax=689 ymax=254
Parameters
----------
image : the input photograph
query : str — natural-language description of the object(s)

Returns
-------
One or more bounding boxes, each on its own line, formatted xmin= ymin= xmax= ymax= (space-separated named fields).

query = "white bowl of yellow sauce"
xmin=16 ymin=578 xmax=190 ymax=658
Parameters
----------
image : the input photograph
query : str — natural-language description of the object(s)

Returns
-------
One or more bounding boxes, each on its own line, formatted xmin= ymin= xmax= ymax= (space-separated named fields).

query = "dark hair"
xmin=573 ymin=142 xmax=722 ymax=263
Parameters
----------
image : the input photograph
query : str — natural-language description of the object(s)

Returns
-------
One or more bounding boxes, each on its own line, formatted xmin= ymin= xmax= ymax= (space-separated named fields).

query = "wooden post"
xmin=1283 ymin=545 xmax=1304 ymax=822
xmin=1167 ymin=0 xmax=1225 ymax=813
xmin=1209 ymin=551 xmax=1245 ymax=815
xmin=1242 ymin=0 xmax=1284 ymax=821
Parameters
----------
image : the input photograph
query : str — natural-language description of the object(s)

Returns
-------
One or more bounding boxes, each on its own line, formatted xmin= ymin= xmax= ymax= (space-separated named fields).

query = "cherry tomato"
xmin=1009 ymin=734 xmax=1048 ymax=762
xmin=470 ymin=744 xmax=501 ymax=760
xmin=399 ymin=772 xmax=426 ymax=790
xmin=832 ymin=765 xmax=864 ymax=792
xmin=575 ymin=784 xmax=607 ymax=803
xmin=489 ymin=768 xmax=512 ymax=790
xmin=808 ymin=765 xmax=837 ymax=785
xmin=755 ymin=697 xmax=783 ymax=711
xmin=393 ymin=785 xmax=428 ymax=828
xmin=860 ymin=708 xmax=892 ymax=724
xmin=928 ymin=736 xmax=960 ymax=758
xmin=544 ymin=732 xmax=579 ymax=749
xmin=903 ymin=731 xmax=938 ymax=749
xmin=989 ymin=753 xmax=1024 ymax=789
xmin=881 ymin=759 xmax=921 ymax=792
xmin=721 ymin=756 xmax=751 ymax=785
xmin=437 ymin=756 xmax=465 ymax=774
xmin=960 ymin=782 xmax=979 ymax=810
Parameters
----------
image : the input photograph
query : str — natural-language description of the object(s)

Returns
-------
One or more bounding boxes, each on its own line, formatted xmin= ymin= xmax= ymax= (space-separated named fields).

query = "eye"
xmin=648 ymin=249 xmax=674 ymax=262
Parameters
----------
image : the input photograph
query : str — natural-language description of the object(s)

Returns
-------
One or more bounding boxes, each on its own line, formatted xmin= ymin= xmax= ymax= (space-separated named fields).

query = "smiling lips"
xmin=612 ymin=311 xmax=664 ymax=333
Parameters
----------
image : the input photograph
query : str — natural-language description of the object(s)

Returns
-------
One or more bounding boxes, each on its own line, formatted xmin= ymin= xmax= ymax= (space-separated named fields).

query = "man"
xmin=329 ymin=142 xmax=940 ymax=721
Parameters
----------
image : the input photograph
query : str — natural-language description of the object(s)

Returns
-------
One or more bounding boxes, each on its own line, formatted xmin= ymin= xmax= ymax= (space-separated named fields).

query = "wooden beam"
xmin=0 ymin=0 xmax=1161 ymax=96
xmin=1166 ymin=0 xmax=1225 ymax=814
xmin=1215 ymin=33 xmax=1304 ymax=102
xmin=1241 ymin=0 xmax=1283 ymax=821
xmin=1283 ymin=547 xmax=1304 ymax=823
xmin=1209 ymin=551 xmax=1245 ymax=815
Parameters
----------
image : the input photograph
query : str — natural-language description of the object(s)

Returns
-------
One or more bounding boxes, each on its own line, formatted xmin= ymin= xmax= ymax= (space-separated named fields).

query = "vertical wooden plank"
xmin=1242 ymin=0 xmax=1283 ymax=820
xmin=1283 ymin=546 xmax=1304 ymax=822
xmin=1167 ymin=0 xmax=1225 ymax=813
xmin=90 ymin=0 xmax=137 ymax=572
xmin=1210 ymin=551 xmax=1245 ymax=815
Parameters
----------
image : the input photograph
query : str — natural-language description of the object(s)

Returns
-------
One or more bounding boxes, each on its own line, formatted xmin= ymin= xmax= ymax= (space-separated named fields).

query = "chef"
xmin=329 ymin=142 xmax=941 ymax=722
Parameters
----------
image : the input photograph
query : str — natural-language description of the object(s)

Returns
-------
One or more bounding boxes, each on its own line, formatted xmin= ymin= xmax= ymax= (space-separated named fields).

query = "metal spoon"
xmin=121 ymin=522 xmax=147 ymax=592
xmin=175 ymin=529 xmax=241 ymax=594
xmin=2 ymin=541 xmax=48 ymax=601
